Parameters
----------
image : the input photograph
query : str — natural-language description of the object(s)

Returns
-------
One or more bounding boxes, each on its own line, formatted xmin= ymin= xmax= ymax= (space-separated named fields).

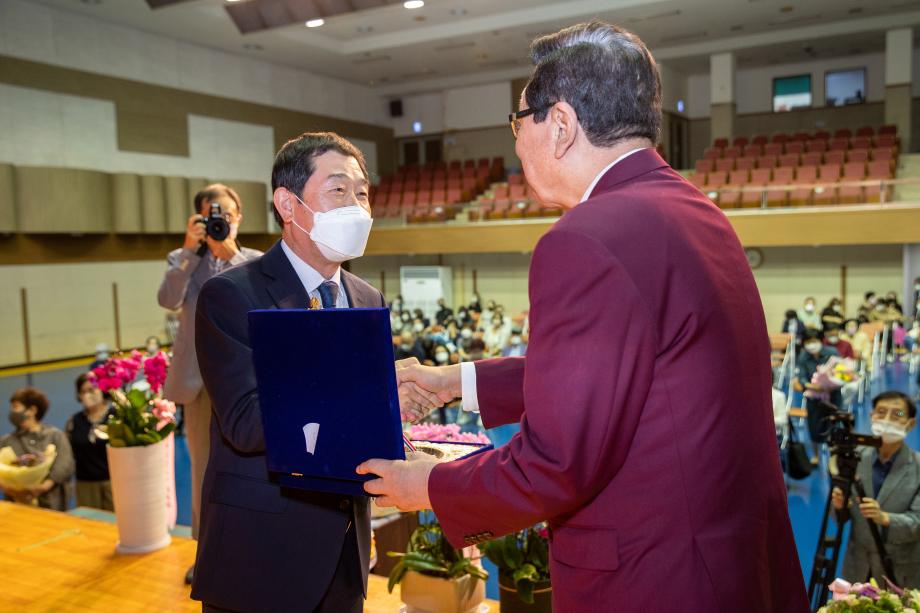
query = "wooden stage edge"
xmin=0 ymin=501 xmax=498 ymax=612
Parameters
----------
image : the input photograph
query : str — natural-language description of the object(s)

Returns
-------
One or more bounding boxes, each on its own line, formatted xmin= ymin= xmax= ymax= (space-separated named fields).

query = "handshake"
xmin=395 ymin=358 xmax=463 ymax=423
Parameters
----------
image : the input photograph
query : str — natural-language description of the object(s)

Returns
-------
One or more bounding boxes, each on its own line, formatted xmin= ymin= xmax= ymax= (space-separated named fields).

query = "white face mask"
xmin=289 ymin=192 xmax=373 ymax=262
xmin=510 ymin=336 xmax=522 ymax=346
xmin=805 ymin=342 xmax=822 ymax=354
xmin=804 ymin=303 xmax=815 ymax=312
xmin=871 ymin=420 xmax=908 ymax=444
xmin=461 ymin=329 xmax=473 ymax=339
xmin=827 ymin=336 xmax=839 ymax=344
xmin=435 ymin=351 xmax=449 ymax=364
xmin=846 ymin=327 xmax=858 ymax=336
xmin=414 ymin=323 xmax=424 ymax=333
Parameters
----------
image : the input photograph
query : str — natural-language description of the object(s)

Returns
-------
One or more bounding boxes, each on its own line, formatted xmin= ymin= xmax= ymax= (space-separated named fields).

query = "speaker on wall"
xmin=389 ymin=99 xmax=403 ymax=117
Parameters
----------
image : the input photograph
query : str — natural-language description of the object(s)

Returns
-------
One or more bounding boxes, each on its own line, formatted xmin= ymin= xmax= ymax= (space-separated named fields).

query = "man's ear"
xmin=272 ymin=188 xmax=293 ymax=224
xmin=552 ymin=101 xmax=579 ymax=160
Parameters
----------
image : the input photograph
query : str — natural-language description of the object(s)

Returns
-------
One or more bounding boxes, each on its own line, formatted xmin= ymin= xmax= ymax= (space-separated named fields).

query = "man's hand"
xmin=858 ymin=497 xmax=890 ymax=527
xmin=357 ymin=452 xmax=439 ymax=511
xmin=3 ymin=486 xmax=34 ymax=504
xmin=26 ymin=479 xmax=53 ymax=499
xmin=207 ymin=235 xmax=240 ymax=262
xmin=183 ymin=214 xmax=206 ymax=251
xmin=398 ymin=363 xmax=462 ymax=408
xmin=396 ymin=358 xmax=445 ymax=423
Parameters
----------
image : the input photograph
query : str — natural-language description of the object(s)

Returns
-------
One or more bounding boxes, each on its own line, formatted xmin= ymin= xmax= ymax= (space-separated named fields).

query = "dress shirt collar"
xmin=580 ymin=147 xmax=648 ymax=203
xmin=280 ymin=239 xmax=342 ymax=294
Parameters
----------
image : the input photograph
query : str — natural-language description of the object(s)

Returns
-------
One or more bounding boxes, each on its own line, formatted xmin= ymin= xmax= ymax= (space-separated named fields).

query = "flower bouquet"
xmin=408 ymin=423 xmax=491 ymax=445
xmin=0 ymin=445 xmax=57 ymax=501
xmin=90 ymin=349 xmax=177 ymax=554
xmin=819 ymin=578 xmax=920 ymax=612
xmin=805 ymin=357 xmax=860 ymax=402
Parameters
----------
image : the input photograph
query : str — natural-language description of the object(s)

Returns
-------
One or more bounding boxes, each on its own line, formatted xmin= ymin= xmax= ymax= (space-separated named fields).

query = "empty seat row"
xmin=695 ymin=147 xmax=896 ymax=174
xmin=713 ymin=125 xmax=896 ymax=148
xmin=703 ymin=135 xmax=898 ymax=160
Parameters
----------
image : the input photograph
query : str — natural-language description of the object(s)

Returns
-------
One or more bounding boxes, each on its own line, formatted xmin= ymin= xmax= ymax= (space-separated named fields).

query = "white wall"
xmin=0 ymin=0 xmax=386 ymax=125
xmin=390 ymin=81 xmax=512 ymax=138
xmin=389 ymin=92 xmax=445 ymax=138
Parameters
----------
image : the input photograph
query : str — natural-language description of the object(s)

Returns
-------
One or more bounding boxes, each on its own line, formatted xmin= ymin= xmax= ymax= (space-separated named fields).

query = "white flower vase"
xmin=107 ymin=436 xmax=172 ymax=554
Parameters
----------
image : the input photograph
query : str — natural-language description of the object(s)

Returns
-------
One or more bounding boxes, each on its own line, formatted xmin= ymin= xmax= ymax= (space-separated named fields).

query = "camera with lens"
xmin=198 ymin=202 xmax=230 ymax=241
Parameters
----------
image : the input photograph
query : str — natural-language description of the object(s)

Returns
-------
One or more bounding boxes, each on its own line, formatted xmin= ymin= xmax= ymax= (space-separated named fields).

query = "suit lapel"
xmin=877 ymin=446 xmax=912 ymax=506
xmin=260 ymin=241 xmax=312 ymax=309
xmin=857 ymin=448 xmax=874 ymax=499
xmin=341 ymin=270 xmax=378 ymax=308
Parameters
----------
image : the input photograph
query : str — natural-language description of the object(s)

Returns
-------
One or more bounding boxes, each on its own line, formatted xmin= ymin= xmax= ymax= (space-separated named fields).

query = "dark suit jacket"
xmin=428 ymin=150 xmax=809 ymax=612
xmin=191 ymin=240 xmax=385 ymax=612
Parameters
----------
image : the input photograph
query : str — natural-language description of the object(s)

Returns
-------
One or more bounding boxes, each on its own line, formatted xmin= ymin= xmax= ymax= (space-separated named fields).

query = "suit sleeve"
xmin=428 ymin=229 xmax=657 ymax=547
xmin=195 ymin=275 xmax=265 ymax=454
xmin=474 ymin=357 xmax=526 ymax=428
xmin=157 ymin=249 xmax=202 ymax=310
xmin=886 ymin=479 xmax=920 ymax=545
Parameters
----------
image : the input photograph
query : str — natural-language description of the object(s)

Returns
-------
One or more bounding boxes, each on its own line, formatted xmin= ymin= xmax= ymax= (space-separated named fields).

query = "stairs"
xmin=894 ymin=153 xmax=920 ymax=202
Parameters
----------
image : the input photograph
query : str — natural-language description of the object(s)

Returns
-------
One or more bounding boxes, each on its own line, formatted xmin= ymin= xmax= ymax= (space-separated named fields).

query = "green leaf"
xmin=516 ymin=579 xmax=535 ymax=604
xmin=387 ymin=561 xmax=406 ymax=594
xmin=136 ymin=433 xmax=159 ymax=445
xmin=502 ymin=536 xmax=524 ymax=569
xmin=126 ymin=388 xmax=147 ymax=410
xmin=157 ymin=423 xmax=175 ymax=438
xmin=122 ymin=424 xmax=136 ymax=446
xmin=109 ymin=438 xmax=126 ymax=447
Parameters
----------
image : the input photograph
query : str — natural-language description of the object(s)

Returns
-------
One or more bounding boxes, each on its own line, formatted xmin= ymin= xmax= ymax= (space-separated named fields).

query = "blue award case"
xmin=248 ymin=307 xmax=490 ymax=497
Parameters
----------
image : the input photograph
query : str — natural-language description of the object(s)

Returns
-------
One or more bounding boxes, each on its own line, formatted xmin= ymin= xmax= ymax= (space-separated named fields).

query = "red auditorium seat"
xmin=790 ymin=166 xmax=817 ymax=206
xmin=446 ymin=188 xmax=462 ymax=203
xmin=871 ymin=148 xmax=896 ymax=170
xmin=721 ymin=170 xmax=750 ymax=209
xmin=815 ymin=164 xmax=842 ymax=205
xmin=508 ymin=174 xmax=524 ymax=185
xmin=779 ymin=153 xmax=800 ymax=167
xmin=801 ymin=152 xmax=822 ymax=167
xmin=464 ymin=159 xmax=475 ymax=168
xmin=695 ymin=159 xmax=715 ymax=174
xmin=703 ymin=147 xmax=722 ymax=160
xmin=488 ymin=199 xmax=511 ymax=220
xmin=875 ymin=134 xmax=898 ymax=149
xmin=813 ymin=130 xmax=830 ymax=140
xmin=713 ymin=137 xmax=729 ymax=148
xmin=741 ymin=168 xmax=772 ymax=209
xmin=752 ymin=134 xmax=769 ymax=146
xmin=867 ymin=160 xmax=892 ymax=179
xmin=865 ymin=160 xmax=894 ymax=202
xmin=703 ymin=171 xmax=726 ymax=206
xmin=806 ymin=140 xmax=827 ymax=153
xmin=735 ymin=157 xmax=755 ymax=171
xmin=824 ymin=150 xmax=845 ymax=166
xmin=493 ymin=185 xmax=509 ymax=198
xmin=828 ymin=138 xmax=849 ymax=151
xmin=847 ymin=149 xmax=869 ymax=163
xmin=723 ymin=146 xmax=742 ymax=158
xmin=715 ymin=158 xmax=735 ymax=173
xmin=767 ymin=167 xmax=795 ymax=207
xmin=819 ymin=163 xmax=842 ymax=182
xmin=732 ymin=136 xmax=749 ymax=148
xmin=509 ymin=184 xmax=527 ymax=200
xmin=772 ymin=133 xmax=789 ymax=143
xmin=850 ymin=136 xmax=871 ymax=150
xmin=416 ymin=190 xmax=431 ymax=204
xmin=785 ymin=141 xmax=805 ymax=155
xmin=838 ymin=162 xmax=867 ymax=204
xmin=743 ymin=144 xmax=763 ymax=157
xmin=878 ymin=124 xmax=897 ymax=136
xmin=757 ymin=155 xmax=778 ymax=168
xmin=764 ymin=142 xmax=784 ymax=156
xmin=689 ymin=172 xmax=707 ymax=188
xmin=856 ymin=126 xmax=874 ymax=137
xmin=833 ymin=128 xmax=852 ymax=139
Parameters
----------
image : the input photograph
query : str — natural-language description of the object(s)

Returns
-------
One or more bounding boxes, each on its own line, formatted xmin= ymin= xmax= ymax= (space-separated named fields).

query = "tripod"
xmin=806 ymin=406 xmax=896 ymax=612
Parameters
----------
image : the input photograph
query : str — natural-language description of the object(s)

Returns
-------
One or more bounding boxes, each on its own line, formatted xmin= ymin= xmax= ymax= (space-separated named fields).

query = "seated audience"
xmin=832 ymin=391 xmax=920 ymax=589
xmin=798 ymin=296 xmax=822 ymax=331
xmin=483 ymin=312 xmax=510 ymax=355
xmin=144 ymin=335 xmax=161 ymax=357
xmin=66 ymin=373 xmax=115 ymax=511
xmin=782 ymin=309 xmax=806 ymax=346
xmin=394 ymin=330 xmax=425 ymax=363
xmin=842 ymin=319 xmax=873 ymax=363
xmin=501 ymin=329 xmax=528 ymax=357
xmin=435 ymin=299 xmax=454 ymax=326
xmin=1 ymin=388 xmax=75 ymax=511
xmin=821 ymin=298 xmax=845 ymax=330
xmin=824 ymin=326 xmax=855 ymax=359
xmin=793 ymin=331 xmax=840 ymax=464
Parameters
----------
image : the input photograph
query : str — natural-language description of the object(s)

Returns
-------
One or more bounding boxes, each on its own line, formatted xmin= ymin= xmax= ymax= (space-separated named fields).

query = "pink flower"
xmin=537 ymin=526 xmax=549 ymax=540
xmin=143 ymin=352 xmax=170 ymax=394
xmin=152 ymin=398 xmax=176 ymax=431
xmin=408 ymin=423 xmax=490 ymax=444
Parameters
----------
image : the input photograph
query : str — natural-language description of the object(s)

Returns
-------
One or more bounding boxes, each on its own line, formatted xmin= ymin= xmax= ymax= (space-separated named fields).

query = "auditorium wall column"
xmin=885 ymin=28 xmax=913 ymax=151
xmin=710 ymin=52 xmax=736 ymax=143
xmin=904 ymin=244 xmax=920 ymax=319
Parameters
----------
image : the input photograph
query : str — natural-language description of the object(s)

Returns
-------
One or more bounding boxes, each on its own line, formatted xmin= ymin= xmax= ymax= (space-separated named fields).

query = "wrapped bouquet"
xmin=819 ymin=578 xmax=920 ymax=612
xmin=805 ymin=357 xmax=860 ymax=402
xmin=0 ymin=444 xmax=57 ymax=495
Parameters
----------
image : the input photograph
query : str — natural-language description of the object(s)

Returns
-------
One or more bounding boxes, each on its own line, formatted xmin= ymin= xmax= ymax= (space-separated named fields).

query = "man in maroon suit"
xmin=359 ymin=21 xmax=809 ymax=612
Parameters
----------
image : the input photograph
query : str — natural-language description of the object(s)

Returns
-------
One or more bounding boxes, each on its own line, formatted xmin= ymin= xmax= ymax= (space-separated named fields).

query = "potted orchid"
xmin=819 ymin=578 xmax=920 ymax=612
xmin=90 ymin=350 xmax=177 ymax=554
xmin=481 ymin=525 xmax=552 ymax=612
xmin=388 ymin=515 xmax=488 ymax=613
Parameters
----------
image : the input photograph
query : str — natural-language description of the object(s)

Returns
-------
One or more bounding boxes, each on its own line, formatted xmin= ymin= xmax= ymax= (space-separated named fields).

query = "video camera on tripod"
xmin=807 ymin=401 xmax=893 ymax=612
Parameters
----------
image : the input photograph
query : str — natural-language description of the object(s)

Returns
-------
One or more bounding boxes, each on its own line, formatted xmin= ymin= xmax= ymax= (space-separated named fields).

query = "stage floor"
xmin=0 ymin=502 xmax=498 ymax=612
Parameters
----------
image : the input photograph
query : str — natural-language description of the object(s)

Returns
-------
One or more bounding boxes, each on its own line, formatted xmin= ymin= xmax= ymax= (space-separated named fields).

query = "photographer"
xmin=832 ymin=391 xmax=920 ymax=588
xmin=157 ymin=183 xmax=262 ymax=584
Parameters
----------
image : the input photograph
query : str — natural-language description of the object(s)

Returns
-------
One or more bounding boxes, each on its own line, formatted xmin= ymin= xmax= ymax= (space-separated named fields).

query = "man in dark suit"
xmin=359 ymin=22 xmax=809 ymax=612
xmin=192 ymin=132 xmax=438 ymax=612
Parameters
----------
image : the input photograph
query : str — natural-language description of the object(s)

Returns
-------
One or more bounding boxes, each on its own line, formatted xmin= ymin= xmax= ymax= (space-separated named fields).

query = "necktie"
xmin=318 ymin=281 xmax=339 ymax=309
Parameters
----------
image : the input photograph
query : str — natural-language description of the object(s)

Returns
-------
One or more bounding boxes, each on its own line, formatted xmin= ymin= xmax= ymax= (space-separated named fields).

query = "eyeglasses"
xmin=508 ymin=106 xmax=549 ymax=139
xmin=872 ymin=406 xmax=910 ymax=421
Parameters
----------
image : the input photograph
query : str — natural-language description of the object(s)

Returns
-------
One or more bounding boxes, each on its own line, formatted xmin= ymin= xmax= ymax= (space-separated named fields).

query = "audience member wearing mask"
xmin=90 ymin=343 xmax=110 ymax=370
xmin=390 ymin=294 xmax=404 ymax=314
xmin=832 ymin=391 xmax=920 ymax=588
xmin=821 ymin=298 xmax=845 ymax=330
xmin=66 ymin=374 xmax=115 ymax=511
xmin=483 ymin=313 xmax=510 ymax=355
xmin=455 ymin=307 xmax=472 ymax=327
xmin=1 ymin=388 xmax=75 ymax=510
xmin=869 ymin=299 xmax=903 ymax=324
xmin=145 ymin=335 xmax=162 ymax=357
xmin=842 ymin=319 xmax=873 ymax=363
xmin=501 ymin=329 xmax=528 ymax=358
xmin=798 ymin=297 xmax=822 ymax=331
xmin=782 ymin=309 xmax=805 ymax=346
xmin=395 ymin=330 xmax=426 ymax=363
xmin=857 ymin=292 xmax=877 ymax=324
xmin=457 ymin=326 xmax=476 ymax=360
xmin=793 ymin=331 xmax=840 ymax=464
xmin=886 ymin=291 xmax=904 ymax=315
xmin=824 ymin=326 xmax=855 ymax=359
xmin=413 ymin=308 xmax=430 ymax=328
xmin=433 ymin=344 xmax=451 ymax=367
xmin=435 ymin=299 xmax=454 ymax=326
